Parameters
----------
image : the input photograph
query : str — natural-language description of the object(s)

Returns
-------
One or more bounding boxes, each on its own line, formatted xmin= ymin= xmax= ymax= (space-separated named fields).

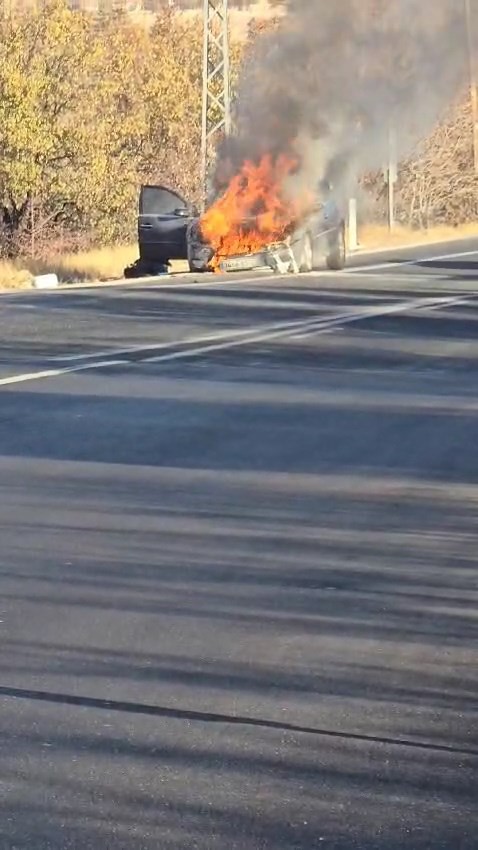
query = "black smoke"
xmin=213 ymin=0 xmax=468 ymax=202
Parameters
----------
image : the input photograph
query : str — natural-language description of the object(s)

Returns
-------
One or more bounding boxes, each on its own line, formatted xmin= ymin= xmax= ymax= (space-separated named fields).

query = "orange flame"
xmin=200 ymin=153 xmax=311 ymax=271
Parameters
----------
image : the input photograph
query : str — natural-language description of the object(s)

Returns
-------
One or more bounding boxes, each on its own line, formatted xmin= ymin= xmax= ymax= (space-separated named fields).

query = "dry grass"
xmin=358 ymin=222 xmax=478 ymax=251
xmin=0 ymin=245 xmax=137 ymax=290
xmin=0 ymin=245 xmax=191 ymax=291
xmin=41 ymin=244 xmax=138 ymax=283
xmin=44 ymin=247 xmax=189 ymax=281
xmin=0 ymin=261 xmax=34 ymax=290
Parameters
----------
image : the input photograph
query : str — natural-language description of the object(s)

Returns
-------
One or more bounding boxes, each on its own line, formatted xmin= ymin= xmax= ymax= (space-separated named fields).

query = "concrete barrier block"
xmin=33 ymin=273 xmax=59 ymax=290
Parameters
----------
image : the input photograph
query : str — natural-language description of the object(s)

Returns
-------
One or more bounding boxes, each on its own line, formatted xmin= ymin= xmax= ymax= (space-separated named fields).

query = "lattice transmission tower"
xmin=201 ymin=0 xmax=231 ymax=206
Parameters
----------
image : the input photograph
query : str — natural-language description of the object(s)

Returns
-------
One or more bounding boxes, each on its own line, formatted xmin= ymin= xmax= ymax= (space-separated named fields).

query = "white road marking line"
xmin=142 ymin=295 xmax=468 ymax=363
xmin=0 ymin=360 xmax=127 ymax=388
xmin=47 ymin=302 xmax=410 ymax=363
xmin=49 ymin=321 xmax=303 ymax=363
xmin=286 ymin=295 xmax=467 ymax=338
xmin=0 ymin=294 xmax=469 ymax=388
xmin=47 ymin=292 xmax=372 ymax=363
xmin=48 ymin=291 xmax=468 ymax=365
xmin=347 ymin=249 xmax=478 ymax=274
xmin=423 ymin=298 xmax=470 ymax=313
xmin=0 ymin=368 xmax=66 ymax=386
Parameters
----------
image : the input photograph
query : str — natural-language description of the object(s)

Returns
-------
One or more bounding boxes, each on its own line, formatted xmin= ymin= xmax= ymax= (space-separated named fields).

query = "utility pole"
xmin=382 ymin=123 xmax=397 ymax=231
xmin=387 ymin=124 xmax=397 ymax=231
xmin=465 ymin=0 xmax=478 ymax=172
xmin=201 ymin=0 xmax=231 ymax=208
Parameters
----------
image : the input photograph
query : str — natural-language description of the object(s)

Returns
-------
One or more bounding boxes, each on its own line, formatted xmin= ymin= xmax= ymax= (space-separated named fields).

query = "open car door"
xmin=138 ymin=185 xmax=192 ymax=264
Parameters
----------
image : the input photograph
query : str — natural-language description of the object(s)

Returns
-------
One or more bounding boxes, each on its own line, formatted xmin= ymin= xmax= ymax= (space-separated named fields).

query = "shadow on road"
xmin=1 ymin=281 xmax=477 ymax=849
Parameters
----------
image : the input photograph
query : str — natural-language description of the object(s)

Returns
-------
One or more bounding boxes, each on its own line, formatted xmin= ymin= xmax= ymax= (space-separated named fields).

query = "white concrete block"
xmin=33 ymin=273 xmax=59 ymax=289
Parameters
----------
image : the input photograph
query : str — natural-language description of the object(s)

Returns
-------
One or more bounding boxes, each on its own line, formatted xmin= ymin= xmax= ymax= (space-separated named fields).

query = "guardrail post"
xmin=348 ymin=198 xmax=358 ymax=252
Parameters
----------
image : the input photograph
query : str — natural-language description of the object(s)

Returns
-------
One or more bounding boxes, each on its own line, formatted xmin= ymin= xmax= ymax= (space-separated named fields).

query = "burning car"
xmin=124 ymin=176 xmax=346 ymax=279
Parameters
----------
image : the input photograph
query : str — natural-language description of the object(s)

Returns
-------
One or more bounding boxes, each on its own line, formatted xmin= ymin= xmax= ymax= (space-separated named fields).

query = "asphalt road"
xmin=0 ymin=240 xmax=477 ymax=849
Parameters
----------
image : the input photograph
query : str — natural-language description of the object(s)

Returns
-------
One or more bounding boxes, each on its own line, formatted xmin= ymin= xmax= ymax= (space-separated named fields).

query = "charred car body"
xmin=124 ymin=183 xmax=346 ymax=278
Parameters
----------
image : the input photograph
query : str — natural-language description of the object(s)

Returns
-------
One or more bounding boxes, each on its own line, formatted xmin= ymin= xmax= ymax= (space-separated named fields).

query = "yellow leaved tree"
xmin=0 ymin=1 xmax=241 ymax=256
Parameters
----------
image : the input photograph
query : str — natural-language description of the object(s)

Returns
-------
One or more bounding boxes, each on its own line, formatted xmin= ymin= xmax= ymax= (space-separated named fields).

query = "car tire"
xmin=297 ymin=232 xmax=314 ymax=273
xmin=326 ymin=226 xmax=346 ymax=271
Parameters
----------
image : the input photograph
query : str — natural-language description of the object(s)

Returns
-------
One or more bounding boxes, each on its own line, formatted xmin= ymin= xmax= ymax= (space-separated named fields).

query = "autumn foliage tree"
xmin=395 ymin=97 xmax=478 ymax=228
xmin=0 ymin=1 xmax=206 ymax=256
xmin=0 ymin=0 xmax=475 ymax=260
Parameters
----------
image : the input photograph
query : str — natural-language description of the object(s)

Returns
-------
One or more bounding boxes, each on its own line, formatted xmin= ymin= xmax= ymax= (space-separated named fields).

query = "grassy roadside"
xmin=0 ymin=245 xmax=138 ymax=290
xmin=357 ymin=222 xmax=478 ymax=251
xmin=1 ymin=222 xmax=478 ymax=291
xmin=0 ymin=245 xmax=193 ymax=290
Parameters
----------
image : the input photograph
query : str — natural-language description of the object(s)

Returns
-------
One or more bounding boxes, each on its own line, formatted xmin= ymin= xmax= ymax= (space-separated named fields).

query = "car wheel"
xmin=326 ymin=226 xmax=346 ymax=271
xmin=297 ymin=232 xmax=313 ymax=273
